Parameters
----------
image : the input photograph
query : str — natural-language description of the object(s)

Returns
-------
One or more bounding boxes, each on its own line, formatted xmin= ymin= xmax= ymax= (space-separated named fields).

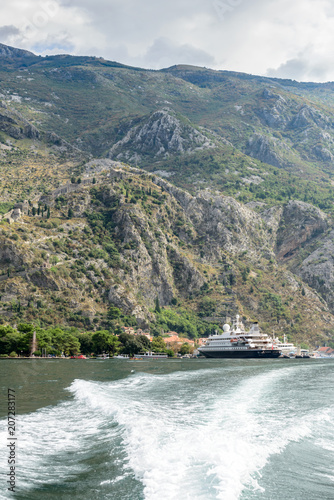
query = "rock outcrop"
xmin=246 ymin=133 xmax=284 ymax=168
xmin=298 ymin=229 xmax=334 ymax=311
xmin=108 ymin=109 xmax=215 ymax=164
xmin=275 ymin=200 xmax=328 ymax=260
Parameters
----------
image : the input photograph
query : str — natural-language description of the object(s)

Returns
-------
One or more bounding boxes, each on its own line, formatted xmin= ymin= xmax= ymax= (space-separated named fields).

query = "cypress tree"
xmin=155 ymin=296 xmax=161 ymax=313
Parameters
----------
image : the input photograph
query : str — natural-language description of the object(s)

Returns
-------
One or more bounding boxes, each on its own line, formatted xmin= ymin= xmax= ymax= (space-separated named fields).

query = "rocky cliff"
xmin=0 ymin=163 xmax=333 ymax=345
xmin=108 ymin=109 xmax=216 ymax=165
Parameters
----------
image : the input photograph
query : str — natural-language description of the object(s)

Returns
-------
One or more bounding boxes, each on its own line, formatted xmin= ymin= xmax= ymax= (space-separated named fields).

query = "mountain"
xmin=1 ymin=44 xmax=334 ymax=347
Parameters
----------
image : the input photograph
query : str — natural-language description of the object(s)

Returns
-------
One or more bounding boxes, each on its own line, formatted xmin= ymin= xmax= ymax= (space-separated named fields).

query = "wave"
xmin=0 ymin=363 xmax=333 ymax=499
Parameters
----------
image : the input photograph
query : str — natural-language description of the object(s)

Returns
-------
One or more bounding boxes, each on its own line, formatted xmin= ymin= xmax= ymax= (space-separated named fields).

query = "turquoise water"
xmin=0 ymin=358 xmax=333 ymax=499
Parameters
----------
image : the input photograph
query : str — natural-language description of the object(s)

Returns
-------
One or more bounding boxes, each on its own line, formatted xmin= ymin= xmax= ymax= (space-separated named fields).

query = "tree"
xmin=35 ymin=329 xmax=53 ymax=353
xmin=92 ymin=330 xmax=111 ymax=354
xmin=75 ymin=332 xmax=94 ymax=355
xmin=137 ymin=335 xmax=151 ymax=350
xmin=17 ymin=323 xmax=34 ymax=333
xmin=241 ymin=266 xmax=250 ymax=282
xmin=92 ymin=330 xmax=121 ymax=355
xmin=107 ymin=306 xmax=121 ymax=320
xmin=151 ymin=336 xmax=166 ymax=352
xmin=47 ymin=208 xmax=50 ymax=219
xmin=118 ymin=332 xmax=132 ymax=346
xmin=155 ymin=296 xmax=161 ymax=313
xmin=68 ymin=207 xmax=74 ymax=219
xmin=122 ymin=338 xmax=142 ymax=356
xmin=198 ymin=297 xmax=216 ymax=316
xmin=32 ymin=206 xmax=36 ymax=216
xmin=229 ymin=273 xmax=236 ymax=286
xmin=50 ymin=328 xmax=80 ymax=355
xmin=179 ymin=343 xmax=192 ymax=355
xmin=108 ymin=335 xmax=121 ymax=355
xmin=0 ymin=330 xmax=22 ymax=355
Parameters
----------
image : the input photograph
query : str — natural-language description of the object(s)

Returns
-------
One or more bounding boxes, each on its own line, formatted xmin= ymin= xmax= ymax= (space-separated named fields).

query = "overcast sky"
xmin=1 ymin=0 xmax=334 ymax=82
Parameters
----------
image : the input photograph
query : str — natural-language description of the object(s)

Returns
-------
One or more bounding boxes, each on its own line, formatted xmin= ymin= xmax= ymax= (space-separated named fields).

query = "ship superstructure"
xmin=198 ymin=315 xmax=281 ymax=358
xmin=274 ymin=334 xmax=296 ymax=355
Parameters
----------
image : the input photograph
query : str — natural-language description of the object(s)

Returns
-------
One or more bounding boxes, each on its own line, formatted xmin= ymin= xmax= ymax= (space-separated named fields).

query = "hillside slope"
xmin=0 ymin=161 xmax=332 ymax=346
xmin=1 ymin=45 xmax=334 ymax=346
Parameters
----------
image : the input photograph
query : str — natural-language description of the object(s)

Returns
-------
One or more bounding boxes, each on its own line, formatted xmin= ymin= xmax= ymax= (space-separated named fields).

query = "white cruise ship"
xmin=198 ymin=315 xmax=281 ymax=358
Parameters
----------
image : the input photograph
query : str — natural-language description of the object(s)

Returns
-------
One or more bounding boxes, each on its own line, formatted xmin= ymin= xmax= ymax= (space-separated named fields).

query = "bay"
xmin=0 ymin=358 xmax=333 ymax=499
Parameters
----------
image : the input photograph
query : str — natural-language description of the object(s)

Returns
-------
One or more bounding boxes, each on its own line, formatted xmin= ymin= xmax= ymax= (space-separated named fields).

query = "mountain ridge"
xmin=1 ymin=43 xmax=334 ymax=347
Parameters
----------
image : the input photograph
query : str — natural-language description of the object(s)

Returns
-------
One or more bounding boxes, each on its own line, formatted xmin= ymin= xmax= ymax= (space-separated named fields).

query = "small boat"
xmin=132 ymin=351 xmax=168 ymax=359
xmin=293 ymin=347 xmax=310 ymax=358
xmin=274 ymin=334 xmax=296 ymax=355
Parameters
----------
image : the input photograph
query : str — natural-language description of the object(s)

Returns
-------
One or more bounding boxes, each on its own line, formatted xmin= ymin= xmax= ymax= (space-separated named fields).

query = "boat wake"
xmin=0 ymin=363 xmax=333 ymax=499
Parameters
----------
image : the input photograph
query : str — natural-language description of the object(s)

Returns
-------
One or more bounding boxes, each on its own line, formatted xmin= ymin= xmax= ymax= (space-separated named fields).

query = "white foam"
xmin=68 ymin=365 xmax=320 ymax=499
xmin=1 ymin=364 xmax=333 ymax=500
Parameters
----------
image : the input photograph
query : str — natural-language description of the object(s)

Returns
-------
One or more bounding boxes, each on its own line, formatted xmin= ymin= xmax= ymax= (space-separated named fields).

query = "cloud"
xmin=137 ymin=37 xmax=216 ymax=69
xmin=0 ymin=25 xmax=20 ymax=40
xmin=31 ymin=33 xmax=75 ymax=55
xmin=1 ymin=0 xmax=334 ymax=81
xmin=266 ymin=56 xmax=334 ymax=83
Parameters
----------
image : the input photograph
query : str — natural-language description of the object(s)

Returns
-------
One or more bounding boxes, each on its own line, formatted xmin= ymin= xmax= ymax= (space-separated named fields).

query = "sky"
xmin=1 ymin=0 xmax=334 ymax=82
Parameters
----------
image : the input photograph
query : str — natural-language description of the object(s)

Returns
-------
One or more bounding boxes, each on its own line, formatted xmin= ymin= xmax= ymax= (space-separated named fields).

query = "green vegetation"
xmin=0 ymin=323 xmax=162 ymax=357
xmin=0 ymin=203 xmax=14 ymax=215
xmin=151 ymin=308 xmax=221 ymax=339
xmin=1 ymin=46 xmax=334 ymax=349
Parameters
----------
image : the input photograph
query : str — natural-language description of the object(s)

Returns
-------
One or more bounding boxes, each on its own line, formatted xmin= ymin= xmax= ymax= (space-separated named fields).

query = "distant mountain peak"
xmin=0 ymin=43 xmax=36 ymax=58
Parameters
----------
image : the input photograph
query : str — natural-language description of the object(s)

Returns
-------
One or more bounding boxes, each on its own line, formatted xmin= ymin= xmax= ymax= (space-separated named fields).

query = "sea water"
xmin=0 ymin=358 xmax=333 ymax=499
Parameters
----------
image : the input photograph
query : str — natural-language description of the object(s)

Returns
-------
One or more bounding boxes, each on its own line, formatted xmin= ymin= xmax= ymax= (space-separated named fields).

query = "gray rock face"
xmin=298 ymin=229 xmax=334 ymax=311
xmin=108 ymin=284 xmax=153 ymax=326
xmin=257 ymin=90 xmax=289 ymax=129
xmin=257 ymin=106 xmax=287 ymax=128
xmin=275 ymin=200 xmax=328 ymax=260
xmin=0 ymin=108 xmax=40 ymax=140
xmin=167 ymin=247 xmax=205 ymax=296
xmin=187 ymin=191 xmax=272 ymax=259
xmin=288 ymin=105 xmax=329 ymax=130
xmin=0 ymin=240 xmax=24 ymax=267
xmin=29 ymin=270 xmax=60 ymax=291
xmin=108 ymin=108 xmax=215 ymax=163
xmin=0 ymin=43 xmax=35 ymax=59
xmin=24 ymin=123 xmax=40 ymax=139
xmin=153 ymin=174 xmax=272 ymax=259
xmin=246 ymin=133 xmax=284 ymax=168
xmin=312 ymin=145 xmax=334 ymax=162
xmin=262 ymin=88 xmax=286 ymax=102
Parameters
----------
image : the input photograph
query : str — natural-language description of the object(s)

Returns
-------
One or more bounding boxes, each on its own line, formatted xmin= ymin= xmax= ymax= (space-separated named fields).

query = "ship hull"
xmin=199 ymin=349 xmax=281 ymax=359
